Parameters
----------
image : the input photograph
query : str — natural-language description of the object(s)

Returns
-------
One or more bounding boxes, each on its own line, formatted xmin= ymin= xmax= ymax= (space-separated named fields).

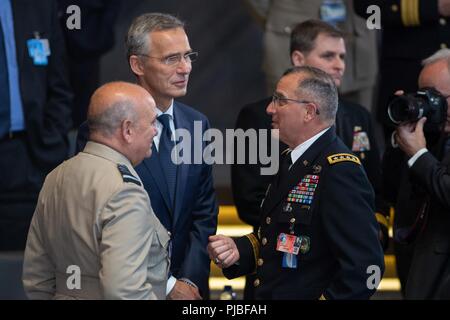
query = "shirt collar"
xmin=290 ymin=127 xmax=331 ymax=165
xmin=156 ymin=101 xmax=174 ymax=119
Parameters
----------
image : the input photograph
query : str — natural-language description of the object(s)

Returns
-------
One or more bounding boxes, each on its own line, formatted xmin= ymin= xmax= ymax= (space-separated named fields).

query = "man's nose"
xmin=266 ymin=101 xmax=275 ymax=115
xmin=177 ymin=58 xmax=192 ymax=73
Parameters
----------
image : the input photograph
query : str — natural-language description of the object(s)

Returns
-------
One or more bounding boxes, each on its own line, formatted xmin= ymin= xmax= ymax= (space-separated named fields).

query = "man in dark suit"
xmin=77 ymin=13 xmax=218 ymax=300
xmin=232 ymin=20 xmax=388 ymax=299
xmin=209 ymin=66 xmax=384 ymax=299
xmin=0 ymin=0 xmax=72 ymax=250
xmin=388 ymin=49 xmax=450 ymax=299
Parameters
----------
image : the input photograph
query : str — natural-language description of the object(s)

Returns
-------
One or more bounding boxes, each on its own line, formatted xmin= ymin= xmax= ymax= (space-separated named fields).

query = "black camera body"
xmin=387 ymin=87 xmax=448 ymax=132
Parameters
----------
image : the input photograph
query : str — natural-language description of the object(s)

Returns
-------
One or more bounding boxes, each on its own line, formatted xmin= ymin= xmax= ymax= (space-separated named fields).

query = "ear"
xmin=121 ymin=119 xmax=134 ymax=143
xmin=303 ymin=103 xmax=318 ymax=122
xmin=129 ymin=55 xmax=145 ymax=77
xmin=291 ymin=50 xmax=305 ymax=66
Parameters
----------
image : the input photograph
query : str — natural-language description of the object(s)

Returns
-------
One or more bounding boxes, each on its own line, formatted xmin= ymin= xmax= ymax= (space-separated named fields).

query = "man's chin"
xmin=170 ymin=86 xmax=188 ymax=97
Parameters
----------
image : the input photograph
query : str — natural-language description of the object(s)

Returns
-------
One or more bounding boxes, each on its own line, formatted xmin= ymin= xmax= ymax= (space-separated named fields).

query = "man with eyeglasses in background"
xmin=209 ymin=66 xmax=384 ymax=299
xmin=77 ymin=13 xmax=218 ymax=300
xmin=231 ymin=20 xmax=389 ymax=299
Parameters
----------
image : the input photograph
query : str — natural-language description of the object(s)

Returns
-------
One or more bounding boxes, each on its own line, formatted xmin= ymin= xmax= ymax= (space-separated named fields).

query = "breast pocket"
xmin=277 ymin=202 xmax=313 ymax=226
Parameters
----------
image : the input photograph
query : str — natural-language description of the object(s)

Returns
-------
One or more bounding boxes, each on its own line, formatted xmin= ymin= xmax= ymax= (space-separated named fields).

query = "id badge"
xmin=276 ymin=233 xmax=300 ymax=255
xmin=27 ymin=39 xmax=49 ymax=65
xmin=320 ymin=0 xmax=346 ymax=25
xmin=282 ymin=253 xmax=297 ymax=269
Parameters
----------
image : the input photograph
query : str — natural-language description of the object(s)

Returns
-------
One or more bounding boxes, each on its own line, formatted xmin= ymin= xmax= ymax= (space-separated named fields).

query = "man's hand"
xmin=207 ymin=235 xmax=240 ymax=269
xmin=168 ymin=280 xmax=202 ymax=300
xmin=439 ymin=0 xmax=450 ymax=16
xmin=396 ymin=117 xmax=427 ymax=157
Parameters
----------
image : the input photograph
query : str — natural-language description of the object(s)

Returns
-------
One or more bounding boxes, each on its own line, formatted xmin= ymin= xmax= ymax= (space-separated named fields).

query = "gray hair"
xmin=422 ymin=49 xmax=450 ymax=73
xmin=88 ymin=100 xmax=139 ymax=137
xmin=126 ymin=13 xmax=185 ymax=60
xmin=282 ymin=66 xmax=338 ymax=124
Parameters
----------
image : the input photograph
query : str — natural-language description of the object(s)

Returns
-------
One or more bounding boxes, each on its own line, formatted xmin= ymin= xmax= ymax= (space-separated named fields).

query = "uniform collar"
xmin=83 ymin=141 xmax=133 ymax=169
xmin=290 ymin=127 xmax=331 ymax=165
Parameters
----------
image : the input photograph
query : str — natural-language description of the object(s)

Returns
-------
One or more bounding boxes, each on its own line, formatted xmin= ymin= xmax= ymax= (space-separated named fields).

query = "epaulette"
xmin=117 ymin=164 xmax=142 ymax=186
xmin=327 ymin=153 xmax=361 ymax=165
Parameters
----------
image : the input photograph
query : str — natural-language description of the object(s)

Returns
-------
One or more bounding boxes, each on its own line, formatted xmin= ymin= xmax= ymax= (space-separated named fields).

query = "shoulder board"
xmin=327 ymin=153 xmax=361 ymax=165
xmin=117 ymin=164 xmax=142 ymax=186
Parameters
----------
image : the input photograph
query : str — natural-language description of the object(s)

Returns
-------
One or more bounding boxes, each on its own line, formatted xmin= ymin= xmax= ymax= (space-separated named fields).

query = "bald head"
xmin=87 ymin=81 xmax=158 ymax=166
xmin=88 ymin=82 xmax=150 ymax=136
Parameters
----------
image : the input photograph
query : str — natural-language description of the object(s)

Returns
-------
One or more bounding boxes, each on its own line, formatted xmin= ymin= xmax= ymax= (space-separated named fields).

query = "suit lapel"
xmin=141 ymin=144 xmax=173 ymax=215
xmin=172 ymin=102 xmax=190 ymax=227
xmin=262 ymin=127 xmax=337 ymax=216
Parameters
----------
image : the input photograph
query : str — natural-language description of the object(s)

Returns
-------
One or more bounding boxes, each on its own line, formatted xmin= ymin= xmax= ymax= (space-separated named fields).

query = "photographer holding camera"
xmin=387 ymin=49 xmax=450 ymax=299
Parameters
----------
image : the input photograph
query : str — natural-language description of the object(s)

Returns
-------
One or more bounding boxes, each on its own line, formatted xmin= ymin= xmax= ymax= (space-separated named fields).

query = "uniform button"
xmin=266 ymin=217 xmax=271 ymax=225
xmin=254 ymin=279 xmax=260 ymax=287
xmin=167 ymin=231 xmax=172 ymax=237
xmin=442 ymin=43 xmax=448 ymax=49
xmin=440 ymin=18 xmax=447 ymax=26
xmin=290 ymin=218 xmax=296 ymax=224
xmin=257 ymin=258 xmax=264 ymax=266
xmin=391 ymin=4 xmax=398 ymax=12
xmin=284 ymin=26 xmax=291 ymax=34
xmin=261 ymin=237 xmax=267 ymax=246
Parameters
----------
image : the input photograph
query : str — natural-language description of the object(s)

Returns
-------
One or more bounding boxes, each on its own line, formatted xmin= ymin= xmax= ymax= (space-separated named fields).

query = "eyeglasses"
xmin=272 ymin=94 xmax=320 ymax=115
xmin=139 ymin=51 xmax=198 ymax=66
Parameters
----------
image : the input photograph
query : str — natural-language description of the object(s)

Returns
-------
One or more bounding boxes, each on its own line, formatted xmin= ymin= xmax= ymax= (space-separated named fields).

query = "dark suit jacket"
xmin=402 ymin=150 xmax=450 ymax=299
xmin=225 ymin=128 xmax=385 ymax=299
xmin=11 ymin=0 xmax=72 ymax=171
xmin=232 ymin=97 xmax=389 ymax=248
xmin=77 ymin=101 xmax=218 ymax=297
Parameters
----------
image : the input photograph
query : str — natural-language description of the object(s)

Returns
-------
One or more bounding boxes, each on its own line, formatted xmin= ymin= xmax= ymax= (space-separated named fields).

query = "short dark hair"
xmin=126 ymin=13 xmax=185 ymax=61
xmin=282 ymin=66 xmax=338 ymax=124
xmin=290 ymin=19 xmax=345 ymax=56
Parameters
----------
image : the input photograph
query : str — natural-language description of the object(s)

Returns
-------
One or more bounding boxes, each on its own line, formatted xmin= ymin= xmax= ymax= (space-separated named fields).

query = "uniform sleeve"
xmin=354 ymin=0 xmax=440 ymax=27
xmin=222 ymin=233 xmax=259 ymax=279
xmin=22 ymin=205 xmax=56 ymax=299
xmin=320 ymin=162 xmax=385 ymax=299
xmin=98 ymin=185 xmax=158 ymax=300
xmin=410 ymin=151 xmax=450 ymax=210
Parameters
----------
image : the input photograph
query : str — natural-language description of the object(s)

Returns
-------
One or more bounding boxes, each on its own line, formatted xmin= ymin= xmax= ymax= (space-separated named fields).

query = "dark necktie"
xmin=0 ymin=22 xmax=11 ymax=138
xmin=158 ymin=114 xmax=177 ymax=208
xmin=276 ymin=150 xmax=292 ymax=187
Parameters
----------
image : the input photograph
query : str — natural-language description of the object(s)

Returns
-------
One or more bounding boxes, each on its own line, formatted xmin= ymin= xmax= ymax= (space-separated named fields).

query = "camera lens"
xmin=387 ymin=95 xmax=423 ymax=124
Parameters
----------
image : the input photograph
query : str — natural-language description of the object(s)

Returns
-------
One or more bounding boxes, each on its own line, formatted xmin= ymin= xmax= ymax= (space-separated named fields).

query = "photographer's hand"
xmin=396 ymin=117 xmax=427 ymax=157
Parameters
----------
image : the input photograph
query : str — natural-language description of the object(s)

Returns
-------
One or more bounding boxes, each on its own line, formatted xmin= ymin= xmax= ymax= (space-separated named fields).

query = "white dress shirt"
xmin=290 ymin=127 xmax=331 ymax=165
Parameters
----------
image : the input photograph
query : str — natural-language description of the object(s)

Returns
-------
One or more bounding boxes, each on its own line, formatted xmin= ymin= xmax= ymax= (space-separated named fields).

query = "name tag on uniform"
xmin=320 ymin=0 xmax=346 ymax=25
xmin=27 ymin=37 xmax=50 ymax=66
xmin=276 ymin=233 xmax=301 ymax=255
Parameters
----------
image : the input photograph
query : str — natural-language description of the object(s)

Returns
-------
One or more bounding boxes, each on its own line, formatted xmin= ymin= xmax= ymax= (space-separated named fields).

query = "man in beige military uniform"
xmin=22 ymin=82 xmax=170 ymax=299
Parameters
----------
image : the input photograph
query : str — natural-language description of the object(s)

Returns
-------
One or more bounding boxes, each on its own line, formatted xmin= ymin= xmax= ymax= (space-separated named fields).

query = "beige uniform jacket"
xmin=23 ymin=142 xmax=170 ymax=299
